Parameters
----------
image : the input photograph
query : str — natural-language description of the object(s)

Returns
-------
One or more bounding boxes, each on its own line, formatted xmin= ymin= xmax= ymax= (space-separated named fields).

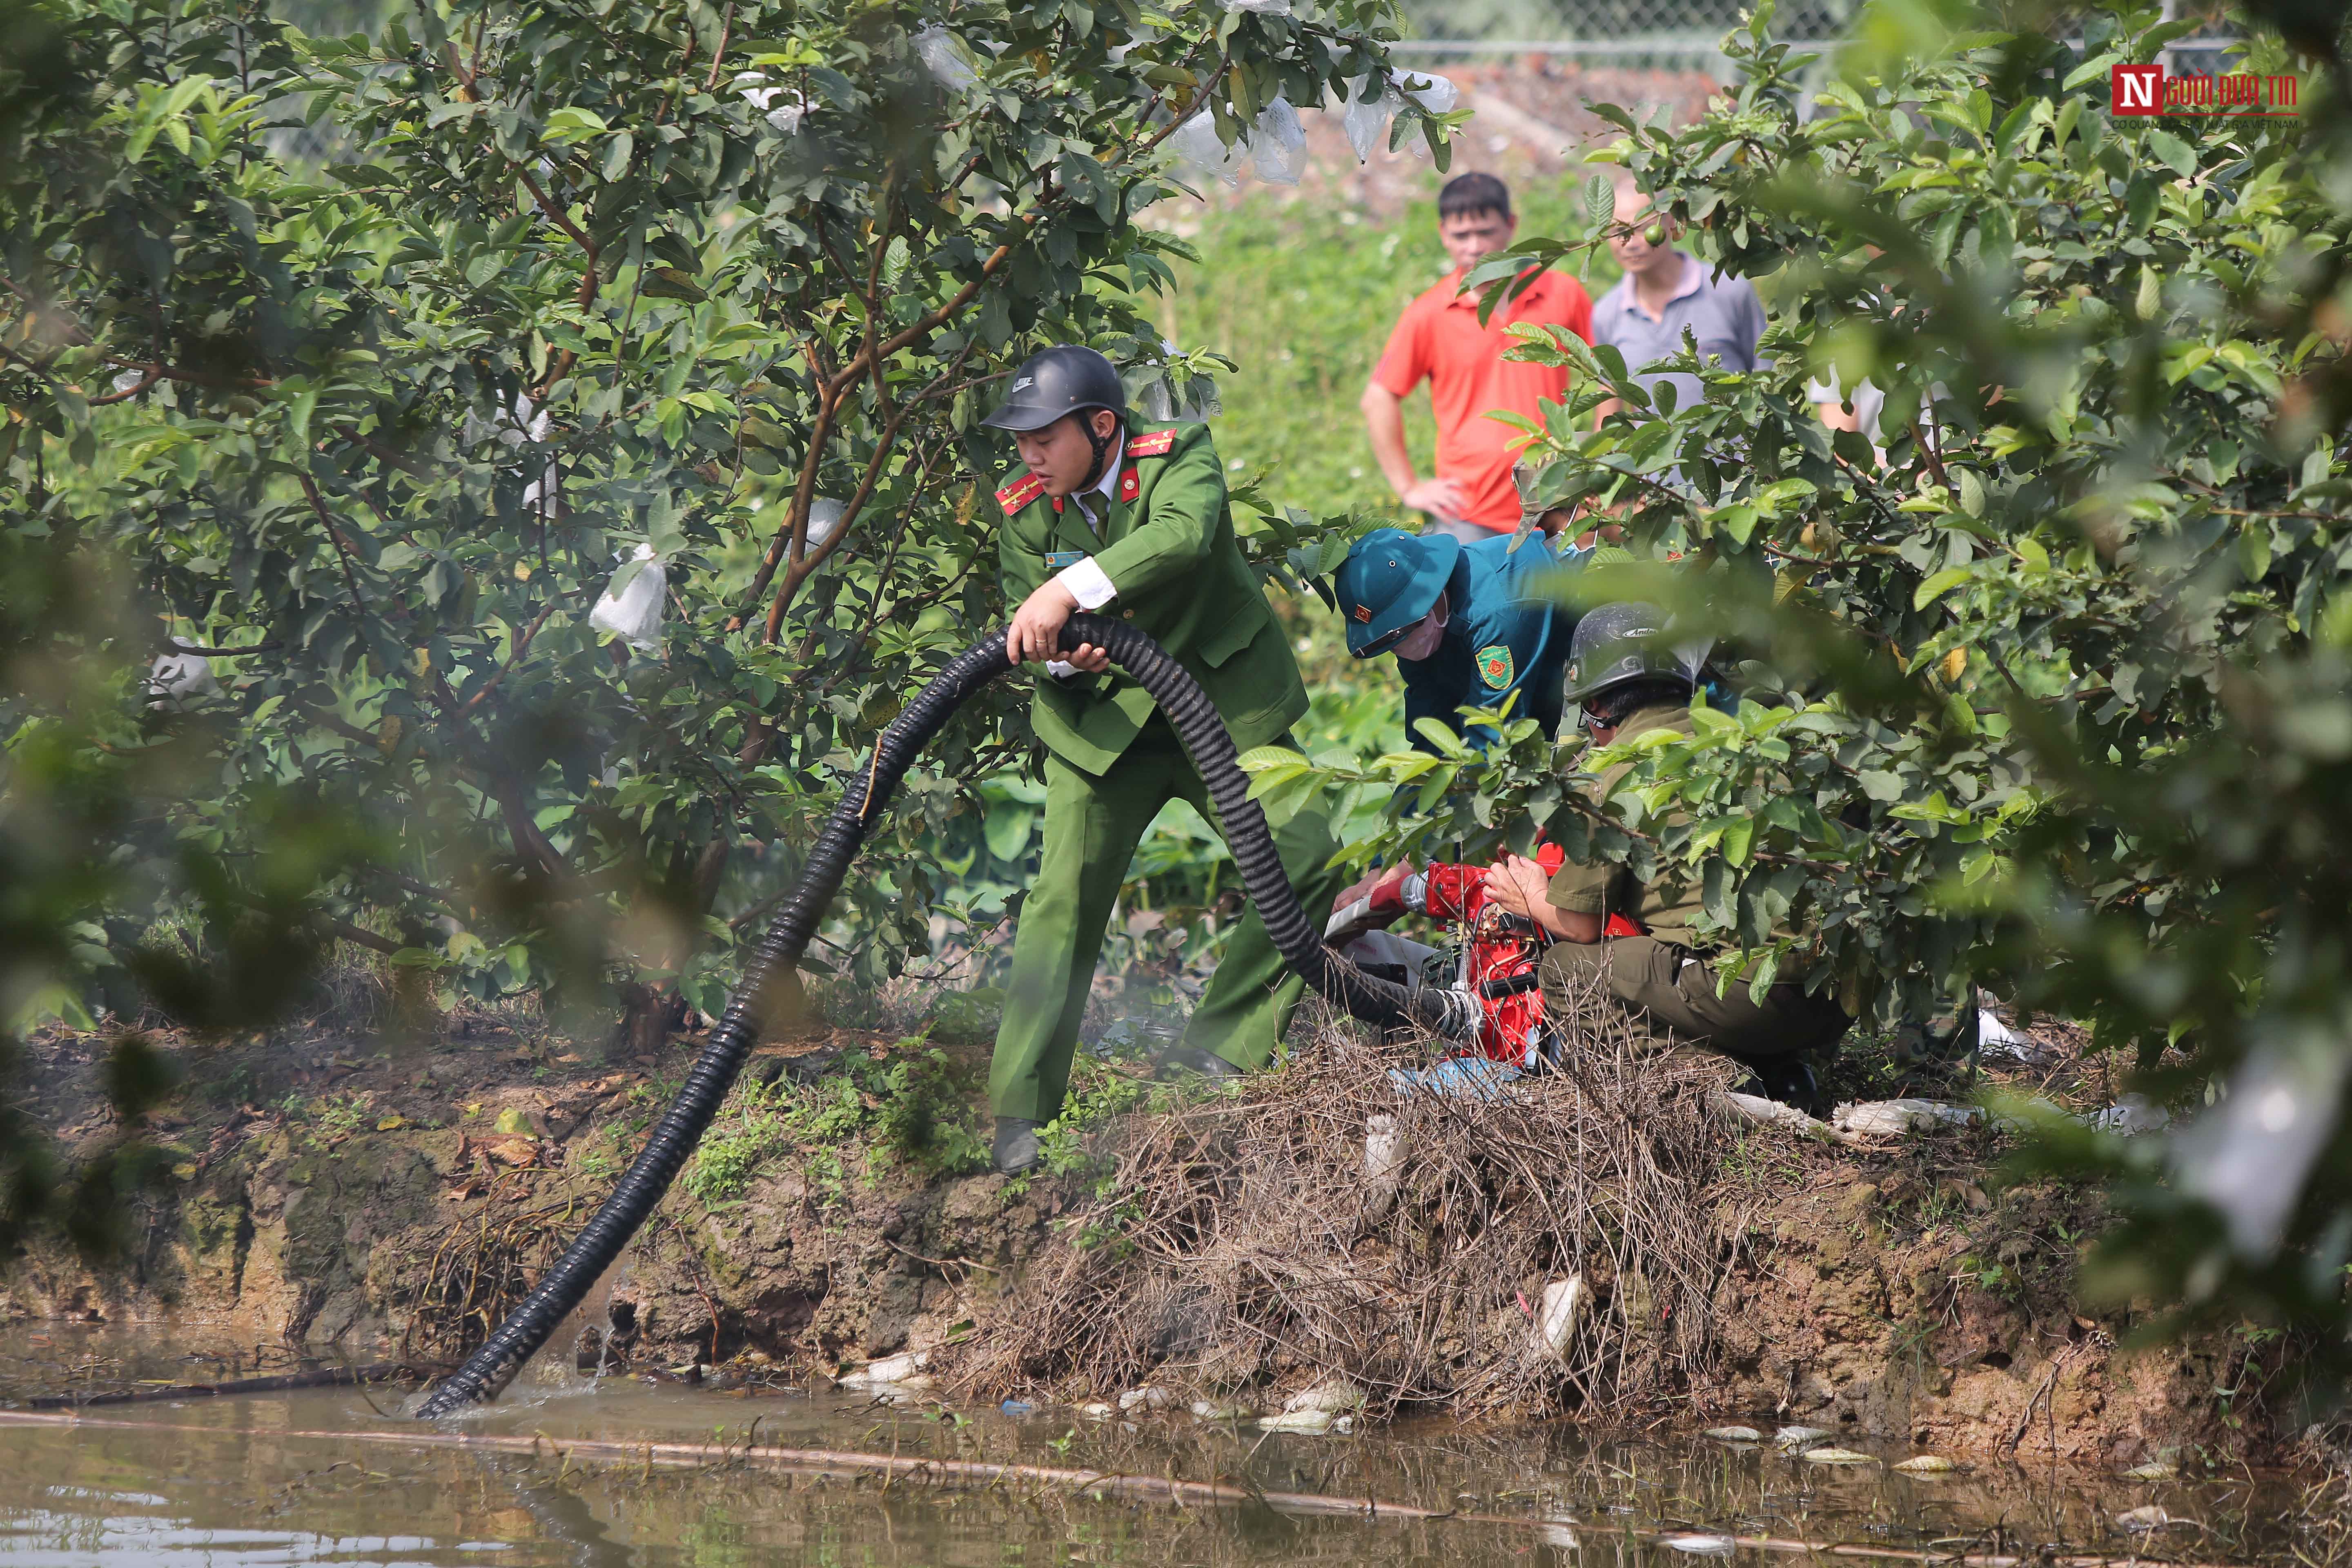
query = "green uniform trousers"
xmin=987 ymin=719 xmax=1343 ymax=1125
xmin=1539 ymin=935 xmax=1849 ymax=1062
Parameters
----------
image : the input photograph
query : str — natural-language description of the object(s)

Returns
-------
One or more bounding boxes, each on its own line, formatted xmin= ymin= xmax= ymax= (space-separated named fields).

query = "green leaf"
xmin=982 ymin=806 xmax=1034 ymax=862
xmin=1914 ymin=566 xmax=1973 ymax=610
xmin=2145 ymin=127 xmax=2196 ymax=178
xmin=1236 ymin=745 xmax=1307 ymax=774
xmin=1856 ymin=770 xmax=1906 ymax=803
xmin=640 ymin=266 xmax=708 ymax=301
xmin=542 ymin=106 xmax=610 ymax=142
xmin=1583 ymin=172 xmax=1614 ymax=232
xmin=2241 ymin=525 xmax=2272 ymax=583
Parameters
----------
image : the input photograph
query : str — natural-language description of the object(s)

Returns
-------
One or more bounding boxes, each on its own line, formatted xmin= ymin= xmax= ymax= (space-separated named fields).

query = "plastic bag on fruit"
xmin=1247 ymin=97 xmax=1307 ymax=185
xmin=1167 ymin=111 xmax=1245 ymax=187
xmin=1343 ymin=74 xmax=1397 ymax=163
xmin=145 ymin=651 xmax=221 ymax=709
xmin=589 ymin=543 xmax=666 ymax=652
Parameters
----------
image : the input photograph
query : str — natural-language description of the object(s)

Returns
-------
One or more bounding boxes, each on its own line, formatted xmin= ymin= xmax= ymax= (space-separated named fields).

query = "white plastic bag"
xmin=805 ymin=496 xmax=845 ymax=551
xmin=1396 ymin=71 xmax=1458 ymax=158
xmin=462 ymin=391 xmax=550 ymax=450
xmin=1343 ymin=74 xmax=1397 ymax=163
xmin=146 ymin=651 xmax=220 ymax=709
xmin=463 ymin=392 xmax=557 ymax=509
xmin=1221 ymin=0 xmax=1292 ymax=11
xmin=1166 ymin=112 xmax=1245 ymax=187
xmin=589 ymin=543 xmax=666 ymax=652
xmin=911 ymin=26 xmax=978 ymax=91
xmin=1401 ymin=70 xmax=1459 ymax=115
xmin=1246 ymin=97 xmax=1307 ymax=185
xmin=733 ymin=72 xmax=806 ymax=134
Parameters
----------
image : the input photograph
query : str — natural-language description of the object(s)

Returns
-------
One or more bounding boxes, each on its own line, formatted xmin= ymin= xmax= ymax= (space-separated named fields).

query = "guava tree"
xmin=4 ymin=0 xmax=1441 ymax=1048
xmin=1258 ymin=0 xmax=2352 ymax=1350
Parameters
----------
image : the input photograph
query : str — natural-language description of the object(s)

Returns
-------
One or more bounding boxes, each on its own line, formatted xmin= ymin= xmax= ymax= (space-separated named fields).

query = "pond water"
xmin=0 ymin=1326 xmax=2312 ymax=1566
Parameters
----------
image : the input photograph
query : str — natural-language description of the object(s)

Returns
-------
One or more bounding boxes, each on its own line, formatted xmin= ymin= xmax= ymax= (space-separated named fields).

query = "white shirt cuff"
xmin=1054 ymin=557 xmax=1117 ymax=610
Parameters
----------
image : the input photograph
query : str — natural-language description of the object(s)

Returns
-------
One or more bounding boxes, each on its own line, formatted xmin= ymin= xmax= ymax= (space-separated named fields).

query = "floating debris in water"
xmin=1892 ymin=1455 xmax=1956 ymax=1474
xmin=2116 ymin=1505 xmax=2189 ymax=1532
xmin=1532 ymin=1276 xmax=1586 ymax=1360
xmin=1703 ymin=1426 xmax=1762 ymax=1444
xmin=1282 ymin=1379 xmax=1367 ymax=1416
xmin=1800 ymin=1447 xmax=1878 ymax=1465
xmin=2122 ymin=1461 xmax=2179 ymax=1481
xmin=1189 ymin=1400 xmax=1252 ymax=1421
xmin=1258 ymin=1408 xmax=1351 ymax=1434
xmin=997 ymin=1400 xmax=1036 ymax=1418
xmin=1773 ymin=1425 xmax=1833 ymax=1450
xmin=1663 ymin=1533 xmax=1737 ymax=1553
xmin=837 ymin=1351 xmax=927 ymax=1388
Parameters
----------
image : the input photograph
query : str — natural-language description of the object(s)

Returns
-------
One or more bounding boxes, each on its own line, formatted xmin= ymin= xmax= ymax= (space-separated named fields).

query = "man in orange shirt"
xmin=1360 ymin=173 xmax=1594 ymax=542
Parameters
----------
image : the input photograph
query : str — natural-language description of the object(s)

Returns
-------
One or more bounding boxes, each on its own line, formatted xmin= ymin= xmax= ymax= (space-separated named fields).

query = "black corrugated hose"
xmin=413 ymin=615 xmax=1465 ymax=1418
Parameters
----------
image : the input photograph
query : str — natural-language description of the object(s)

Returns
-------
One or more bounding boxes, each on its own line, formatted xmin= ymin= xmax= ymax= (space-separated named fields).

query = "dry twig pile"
xmin=960 ymin=978 xmax=1746 ymax=1421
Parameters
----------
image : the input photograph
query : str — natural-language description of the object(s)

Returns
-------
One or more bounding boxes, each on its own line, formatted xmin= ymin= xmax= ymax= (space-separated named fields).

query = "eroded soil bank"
xmin=0 ymin=999 xmax=2306 ymax=1474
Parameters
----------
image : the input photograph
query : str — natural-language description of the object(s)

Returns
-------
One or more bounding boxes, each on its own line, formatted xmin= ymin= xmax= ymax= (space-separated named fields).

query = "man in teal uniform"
xmin=983 ymin=345 xmax=1344 ymax=1174
xmin=1334 ymin=526 xmax=1580 ymax=748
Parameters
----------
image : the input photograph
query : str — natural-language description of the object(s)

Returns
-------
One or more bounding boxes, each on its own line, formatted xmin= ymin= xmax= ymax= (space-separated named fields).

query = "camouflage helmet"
xmin=1561 ymin=601 xmax=1711 ymax=703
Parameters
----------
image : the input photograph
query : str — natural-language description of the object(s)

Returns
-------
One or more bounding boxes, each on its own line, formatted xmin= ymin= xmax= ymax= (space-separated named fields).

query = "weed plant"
xmin=683 ymin=1043 xmax=991 ymax=1209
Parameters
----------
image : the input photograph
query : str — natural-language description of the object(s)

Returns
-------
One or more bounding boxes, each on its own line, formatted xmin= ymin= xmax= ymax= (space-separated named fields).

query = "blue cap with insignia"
xmin=1333 ymin=528 xmax=1462 ymax=657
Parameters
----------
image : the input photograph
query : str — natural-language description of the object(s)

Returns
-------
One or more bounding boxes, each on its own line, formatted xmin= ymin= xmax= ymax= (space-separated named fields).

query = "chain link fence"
xmin=1396 ymin=0 xmax=1857 ymax=78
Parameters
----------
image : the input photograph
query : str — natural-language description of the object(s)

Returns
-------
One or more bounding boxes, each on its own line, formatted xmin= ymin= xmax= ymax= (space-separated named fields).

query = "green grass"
xmin=1156 ymin=181 xmax=1621 ymax=742
xmin=682 ymin=1042 xmax=991 ymax=1208
xmin=1162 ymin=182 xmax=1619 ymax=533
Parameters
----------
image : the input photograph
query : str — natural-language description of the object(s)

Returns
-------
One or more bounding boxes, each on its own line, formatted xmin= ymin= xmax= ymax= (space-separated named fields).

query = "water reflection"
xmin=0 ymin=1327 xmax=2309 ymax=1566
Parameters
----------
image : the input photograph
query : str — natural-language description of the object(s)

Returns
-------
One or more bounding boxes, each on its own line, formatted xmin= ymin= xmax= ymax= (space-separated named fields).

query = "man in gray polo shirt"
xmin=1592 ymin=174 xmax=1768 ymax=421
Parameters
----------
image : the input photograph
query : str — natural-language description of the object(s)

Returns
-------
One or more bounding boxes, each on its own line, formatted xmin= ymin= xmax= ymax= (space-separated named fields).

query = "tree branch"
xmin=458 ymin=603 xmax=557 ymax=714
xmin=162 ymin=637 xmax=283 ymax=657
xmin=296 ymin=471 xmax=374 ymax=615
xmin=702 ymin=0 xmax=735 ymax=90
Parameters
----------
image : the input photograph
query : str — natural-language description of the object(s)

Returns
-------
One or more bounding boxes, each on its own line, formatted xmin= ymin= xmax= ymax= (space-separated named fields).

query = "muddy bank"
xmin=0 ymin=1001 xmax=2301 ymax=1472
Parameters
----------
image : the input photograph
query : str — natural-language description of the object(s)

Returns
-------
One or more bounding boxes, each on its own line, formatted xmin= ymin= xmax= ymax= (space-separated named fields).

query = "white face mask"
xmin=1392 ymin=605 xmax=1448 ymax=662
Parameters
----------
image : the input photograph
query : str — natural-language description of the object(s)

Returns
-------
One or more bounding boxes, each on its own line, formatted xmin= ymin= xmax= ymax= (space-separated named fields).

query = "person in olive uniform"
xmin=1479 ymin=602 xmax=1846 ymax=1102
xmin=1333 ymin=526 xmax=1581 ymax=750
xmin=983 ymin=346 xmax=1345 ymax=1174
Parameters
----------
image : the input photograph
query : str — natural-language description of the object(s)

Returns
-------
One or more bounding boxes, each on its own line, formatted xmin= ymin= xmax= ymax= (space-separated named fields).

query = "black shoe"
xmin=992 ymin=1116 xmax=1042 ymax=1175
xmin=1741 ymin=1057 xmax=1822 ymax=1114
xmin=1158 ymin=1045 xmax=1241 ymax=1083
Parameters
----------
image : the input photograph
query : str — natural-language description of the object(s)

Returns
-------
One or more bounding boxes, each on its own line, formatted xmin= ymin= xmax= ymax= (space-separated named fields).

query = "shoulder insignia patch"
xmin=995 ymin=472 xmax=1047 ymax=515
xmin=1477 ymin=643 xmax=1516 ymax=690
xmin=1125 ymin=429 xmax=1178 ymax=458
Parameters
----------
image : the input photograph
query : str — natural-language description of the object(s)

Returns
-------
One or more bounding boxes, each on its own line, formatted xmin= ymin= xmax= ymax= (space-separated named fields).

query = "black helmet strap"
xmin=1074 ymin=408 xmax=1119 ymax=493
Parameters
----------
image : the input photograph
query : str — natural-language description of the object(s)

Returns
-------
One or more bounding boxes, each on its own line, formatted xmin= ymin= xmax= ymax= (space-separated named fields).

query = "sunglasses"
xmin=1357 ymin=623 xmax=1413 ymax=658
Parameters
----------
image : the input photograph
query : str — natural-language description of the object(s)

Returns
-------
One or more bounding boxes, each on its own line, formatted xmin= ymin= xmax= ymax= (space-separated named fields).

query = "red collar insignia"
xmin=995 ymin=472 xmax=1047 ymax=515
xmin=1117 ymin=466 xmax=1140 ymax=503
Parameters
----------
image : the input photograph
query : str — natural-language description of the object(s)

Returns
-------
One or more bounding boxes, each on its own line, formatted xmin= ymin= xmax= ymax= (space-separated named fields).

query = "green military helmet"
xmin=1333 ymin=527 xmax=1462 ymax=656
xmin=1561 ymin=600 xmax=1711 ymax=702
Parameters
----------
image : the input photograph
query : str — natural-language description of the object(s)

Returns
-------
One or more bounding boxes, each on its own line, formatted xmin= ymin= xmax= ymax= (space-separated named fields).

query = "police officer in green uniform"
xmin=1333 ymin=526 xmax=1581 ymax=749
xmin=982 ymin=346 xmax=1345 ymax=1173
xmin=1479 ymin=602 xmax=1846 ymax=1102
